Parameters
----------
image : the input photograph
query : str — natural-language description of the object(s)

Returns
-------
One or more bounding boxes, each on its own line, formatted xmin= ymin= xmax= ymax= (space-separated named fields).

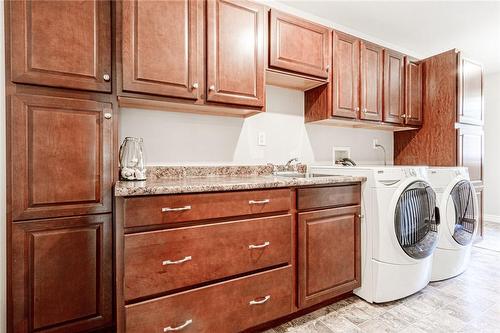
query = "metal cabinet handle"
xmin=248 ymin=199 xmax=270 ymax=205
xmin=249 ymin=295 xmax=271 ymax=305
xmin=164 ymin=319 xmax=193 ymax=332
xmin=326 ymin=65 xmax=330 ymax=72
xmin=103 ymin=73 xmax=110 ymax=81
xmin=358 ymin=214 xmax=364 ymax=218
xmin=249 ymin=241 xmax=270 ymax=249
xmin=192 ymin=82 xmax=199 ymax=89
xmin=209 ymin=85 xmax=215 ymax=91
xmin=354 ymin=107 xmax=360 ymax=112
xmin=362 ymin=108 xmax=368 ymax=113
xmin=104 ymin=113 xmax=112 ymax=119
xmin=162 ymin=256 xmax=192 ymax=266
xmin=162 ymin=205 xmax=191 ymax=212
xmin=400 ymin=114 xmax=407 ymax=118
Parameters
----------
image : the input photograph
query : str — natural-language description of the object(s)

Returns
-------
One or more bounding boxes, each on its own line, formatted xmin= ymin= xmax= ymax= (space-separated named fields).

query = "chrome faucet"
xmin=374 ymin=144 xmax=387 ymax=166
xmin=285 ymin=157 xmax=299 ymax=170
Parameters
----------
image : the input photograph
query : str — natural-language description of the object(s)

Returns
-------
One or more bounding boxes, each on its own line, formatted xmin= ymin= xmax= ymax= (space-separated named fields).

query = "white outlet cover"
xmin=258 ymin=132 xmax=266 ymax=146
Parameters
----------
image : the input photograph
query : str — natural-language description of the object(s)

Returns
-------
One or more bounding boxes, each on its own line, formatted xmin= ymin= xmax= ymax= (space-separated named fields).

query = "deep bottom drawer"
xmin=125 ymin=266 xmax=293 ymax=333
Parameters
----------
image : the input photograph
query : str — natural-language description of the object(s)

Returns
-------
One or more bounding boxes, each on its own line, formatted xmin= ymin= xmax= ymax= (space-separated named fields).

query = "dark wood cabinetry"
xmin=11 ymin=214 xmax=112 ymax=333
xmin=121 ymin=0 xmax=203 ymax=100
xmin=404 ymin=57 xmax=423 ymax=126
xmin=10 ymin=0 xmax=111 ymax=92
xmin=331 ymin=31 xmax=360 ymax=119
xmin=360 ymin=41 xmax=383 ymax=121
xmin=10 ymin=94 xmax=113 ymax=221
xmin=474 ymin=185 xmax=484 ymax=241
xmin=383 ymin=50 xmax=405 ymax=124
xmin=269 ymin=10 xmax=331 ymax=79
xmin=206 ymin=0 xmax=265 ymax=107
xmin=457 ymin=124 xmax=484 ymax=183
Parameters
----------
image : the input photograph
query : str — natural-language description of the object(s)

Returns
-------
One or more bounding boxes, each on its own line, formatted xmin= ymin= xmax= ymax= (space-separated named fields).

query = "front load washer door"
xmin=450 ymin=180 xmax=477 ymax=246
xmin=395 ymin=181 xmax=439 ymax=259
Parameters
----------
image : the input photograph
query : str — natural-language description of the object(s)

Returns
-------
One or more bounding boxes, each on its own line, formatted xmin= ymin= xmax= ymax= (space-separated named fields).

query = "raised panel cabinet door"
xmin=331 ymin=31 xmax=360 ymax=119
xmin=121 ymin=0 xmax=203 ymax=99
xmin=206 ymin=0 xmax=265 ymax=107
xmin=11 ymin=214 xmax=112 ymax=333
xmin=298 ymin=206 xmax=361 ymax=308
xmin=457 ymin=125 xmax=484 ymax=183
xmin=269 ymin=10 xmax=331 ymax=79
xmin=10 ymin=0 xmax=111 ymax=92
xmin=360 ymin=41 xmax=383 ymax=121
xmin=383 ymin=49 xmax=405 ymax=124
xmin=405 ymin=57 xmax=423 ymax=126
xmin=474 ymin=184 xmax=484 ymax=242
xmin=458 ymin=56 xmax=484 ymax=125
xmin=10 ymin=94 xmax=113 ymax=221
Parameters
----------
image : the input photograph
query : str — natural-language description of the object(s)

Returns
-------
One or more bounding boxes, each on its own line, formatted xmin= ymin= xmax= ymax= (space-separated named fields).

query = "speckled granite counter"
xmin=115 ymin=165 xmax=365 ymax=197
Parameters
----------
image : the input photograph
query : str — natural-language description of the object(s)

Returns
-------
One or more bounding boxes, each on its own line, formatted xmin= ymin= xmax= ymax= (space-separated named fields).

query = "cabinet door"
xmin=269 ymin=10 xmax=331 ymax=79
xmin=11 ymin=215 xmax=112 ymax=333
xmin=206 ymin=0 xmax=265 ymax=107
xmin=383 ymin=49 xmax=405 ymax=124
xmin=457 ymin=125 xmax=484 ymax=183
xmin=405 ymin=57 xmax=423 ymax=126
xmin=10 ymin=0 xmax=111 ymax=92
xmin=298 ymin=206 xmax=361 ymax=308
xmin=458 ymin=56 xmax=483 ymax=125
xmin=331 ymin=31 xmax=360 ymax=119
xmin=121 ymin=0 xmax=203 ymax=99
xmin=10 ymin=94 xmax=113 ymax=221
xmin=474 ymin=184 xmax=484 ymax=242
xmin=360 ymin=41 xmax=383 ymax=121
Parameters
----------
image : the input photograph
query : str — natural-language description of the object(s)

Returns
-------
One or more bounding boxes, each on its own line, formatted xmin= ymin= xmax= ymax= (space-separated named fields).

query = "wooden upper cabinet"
xmin=405 ymin=57 xmax=423 ymax=126
xmin=458 ymin=55 xmax=483 ymax=125
xmin=121 ymin=0 xmax=203 ymax=100
xmin=360 ymin=41 xmax=383 ymax=121
xmin=331 ymin=31 xmax=360 ymax=119
xmin=206 ymin=0 xmax=265 ymax=107
xmin=298 ymin=206 xmax=361 ymax=308
xmin=457 ymin=125 xmax=484 ymax=183
xmin=10 ymin=94 xmax=113 ymax=221
xmin=11 ymin=215 xmax=112 ymax=333
xmin=10 ymin=0 xmax=111 ymax=92
xmin=269 ymin=10 xmax=331 ymax=79
xmin=383 ymin=49 xmax=405 ymax=124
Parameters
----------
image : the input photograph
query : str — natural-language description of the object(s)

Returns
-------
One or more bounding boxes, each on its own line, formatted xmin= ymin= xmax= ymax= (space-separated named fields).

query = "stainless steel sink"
xmin=272 ymin=171 xmax=333 ymax=178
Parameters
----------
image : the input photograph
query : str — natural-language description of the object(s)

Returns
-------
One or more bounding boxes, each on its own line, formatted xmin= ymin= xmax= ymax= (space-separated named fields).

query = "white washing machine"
xmin=427 ymin=167 xmax=478 ymax=281
xmin=310 ymin=165 xmax=440 ymax=303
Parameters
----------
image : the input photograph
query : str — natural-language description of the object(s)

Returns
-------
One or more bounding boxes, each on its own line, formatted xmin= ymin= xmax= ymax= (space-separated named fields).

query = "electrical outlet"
xmin=373 ymin=139 xmax=379 ymax=149
xmin=258 ymin=132 xmax=266 ymax=146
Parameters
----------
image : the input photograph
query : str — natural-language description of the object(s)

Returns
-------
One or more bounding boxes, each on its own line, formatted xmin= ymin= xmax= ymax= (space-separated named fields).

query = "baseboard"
xmin=484 ymin=214 xmax=500 ymax=223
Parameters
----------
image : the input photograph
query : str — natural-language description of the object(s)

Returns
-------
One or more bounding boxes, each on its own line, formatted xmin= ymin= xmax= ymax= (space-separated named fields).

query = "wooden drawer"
xmin=125 ymin=266 xmax=293 ymax=333
xmin=124 ymin=214 xmax=293 ymax=300
xmin=123 ymin=189 xmax=291 ymax=228
xmin=297 ymin=184 xmax=361 ymax=211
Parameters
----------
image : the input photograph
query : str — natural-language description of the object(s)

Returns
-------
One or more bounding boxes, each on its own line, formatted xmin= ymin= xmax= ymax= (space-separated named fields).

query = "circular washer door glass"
xmin=451 ymin=180 xmax=476 ymax=246
xmin=395 ymin=181 xmax=439 ymax=259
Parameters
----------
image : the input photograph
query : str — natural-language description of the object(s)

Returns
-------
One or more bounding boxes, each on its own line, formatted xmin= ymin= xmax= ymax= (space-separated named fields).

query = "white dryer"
xmin=427 ymin=167 xmax=478 ymax=281
xmin=310 ymin=165 xmax=440 ymax=303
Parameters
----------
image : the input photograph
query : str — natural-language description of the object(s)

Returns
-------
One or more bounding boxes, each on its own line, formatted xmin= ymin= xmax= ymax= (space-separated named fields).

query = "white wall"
xmin=484 ymin=72 xmax=500 ymax=219
xmin=0 ymin=1 xmax=6 ymax=332
xmin=121 ymin=86 xmax=393 ymax=166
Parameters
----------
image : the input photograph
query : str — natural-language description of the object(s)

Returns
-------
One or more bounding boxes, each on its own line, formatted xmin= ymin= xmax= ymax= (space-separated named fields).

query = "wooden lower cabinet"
xmin=298 ymin=206 xmax=361 ymax=308
xmin=125 ymin=266 xmax=293 ymax=333
xmin=11 ymin=214 xmax=112 ymax=333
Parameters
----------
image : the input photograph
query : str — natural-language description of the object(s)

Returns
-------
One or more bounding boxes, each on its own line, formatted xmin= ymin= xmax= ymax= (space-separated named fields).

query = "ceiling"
xmin=278 ymin=1 xmax=500 ymax=74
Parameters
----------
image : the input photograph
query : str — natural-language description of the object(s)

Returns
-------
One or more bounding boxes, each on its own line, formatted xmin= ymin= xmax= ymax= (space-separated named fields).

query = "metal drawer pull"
xmin=248 ymin=199 xmax=270 ymax=205
xmin=162 ymin=205 xmax=191 ymax=212
xmin=249 ymin=241 xmax=270 ymax=249
xmin=163 ymin=319 xmax=193 ymax=332
xmin=249 ymin=295 xmax=271 ymax=305
xmin=163 ymin=256 xmax=192 ymax=266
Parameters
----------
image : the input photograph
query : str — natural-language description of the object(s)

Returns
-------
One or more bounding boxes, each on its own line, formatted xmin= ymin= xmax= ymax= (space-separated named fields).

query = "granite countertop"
xmin=115 ymin=165 xmax=365 ymax=197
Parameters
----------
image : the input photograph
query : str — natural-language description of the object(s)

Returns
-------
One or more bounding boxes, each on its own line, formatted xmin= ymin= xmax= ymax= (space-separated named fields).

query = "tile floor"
xmin=267 ymin=247 xmax=500 ymax=332
xmin=475 ymin=221 xmax=500 ymax=252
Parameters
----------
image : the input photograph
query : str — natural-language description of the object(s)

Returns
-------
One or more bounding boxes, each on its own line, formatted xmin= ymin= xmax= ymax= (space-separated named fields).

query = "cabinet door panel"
xmin=457 ymin=125 xmax=483 ymax=183
xmin=405 ymin=57 xmax=423 ymax=126
xmin=122 ymin=0 xmax=202 ymax=99
xmin=269 ymin=10 xmax=331 ymax=79
xmin=206 ymin=0 xmax=265 ymax=107
xmin=298 ymin=206 xmax=361 ymax=308
xmin=11 ymin=215 xmax=112 ymax=333
xmin=10 ymin=0 xmax=111 ymax=92
xmin=11 ymin=94 xmax=112 ymax=221
xmin=458 ymin=56 xmax=483 ymax=125
xmin=383 ymin=50 xmax=405 ymax=124
xmin=474 ymin=184 xmax=484 ymax=242
xmin=360 ymin=41 xmax=383 ymax=121
xmin=332 ymin=31 xmax=359 ymax=119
